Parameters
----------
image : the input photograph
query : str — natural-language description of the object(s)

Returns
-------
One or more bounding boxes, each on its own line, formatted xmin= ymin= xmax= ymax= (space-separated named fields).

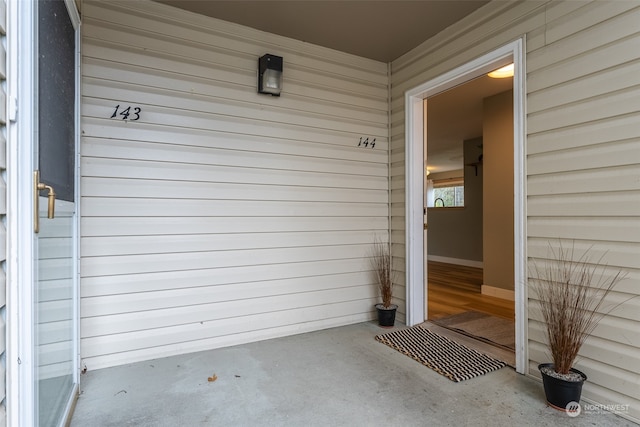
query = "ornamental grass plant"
xmin=531 ymin=241 xmax=627 ymax=376
xmin=369 ymin=236 xmax=394 ymax=308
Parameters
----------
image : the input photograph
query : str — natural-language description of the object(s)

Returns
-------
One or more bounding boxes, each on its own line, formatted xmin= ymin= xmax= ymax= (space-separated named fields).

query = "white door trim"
xmin=404 ymin=38 xmax=527 ymax=374
xmin=6 ymin=0 xmax=38 ymax=424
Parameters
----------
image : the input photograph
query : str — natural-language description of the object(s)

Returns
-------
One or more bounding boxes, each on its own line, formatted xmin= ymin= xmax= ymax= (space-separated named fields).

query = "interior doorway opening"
xmin=405 ymin=39 xmax=526 ymax=373
xmin=424 ymin=70 xmax=516 ymax=363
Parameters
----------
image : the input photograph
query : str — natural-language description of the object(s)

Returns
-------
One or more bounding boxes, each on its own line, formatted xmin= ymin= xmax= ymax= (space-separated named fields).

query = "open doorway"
xmin=405 ymin=40 xmax=526 ymax=373
xmin=424 ymin=72 xmax=515 ymax=363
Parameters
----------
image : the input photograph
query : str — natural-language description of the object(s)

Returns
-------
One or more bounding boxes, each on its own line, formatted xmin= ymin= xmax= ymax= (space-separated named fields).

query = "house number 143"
xmin=110 ymin=105 xmax=141 ymax=121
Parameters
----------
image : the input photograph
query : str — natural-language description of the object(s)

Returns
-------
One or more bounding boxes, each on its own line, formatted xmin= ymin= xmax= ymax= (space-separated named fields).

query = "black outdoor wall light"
xmin=258 ymin=54 xmax=283 ymax=96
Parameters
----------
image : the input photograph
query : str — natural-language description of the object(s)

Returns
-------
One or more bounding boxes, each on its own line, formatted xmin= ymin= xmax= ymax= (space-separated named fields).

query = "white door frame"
xmin=6 ymin=1 xmax=81 ymax=425
xmin=404 ymin=39 xmax=527 ymax=374
xmin=7 ymin=1 xmax=38 ymax=424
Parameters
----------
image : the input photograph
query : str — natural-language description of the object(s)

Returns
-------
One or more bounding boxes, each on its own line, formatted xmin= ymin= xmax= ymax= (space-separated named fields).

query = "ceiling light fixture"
xmin=488 ymin=63 xmax=514 ymax=78
xmin=258 ymin=54 xmax=283 ymax=96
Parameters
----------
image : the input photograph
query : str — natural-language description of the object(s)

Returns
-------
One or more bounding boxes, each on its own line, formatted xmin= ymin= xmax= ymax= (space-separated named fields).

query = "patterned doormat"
xmin=375 ymin=325 xmax=507 ymax=382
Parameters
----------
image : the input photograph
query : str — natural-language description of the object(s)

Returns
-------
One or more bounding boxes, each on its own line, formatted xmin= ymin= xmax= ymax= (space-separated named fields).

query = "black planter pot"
xmin=375 ymin=304 xmax=398 ymax=327
xmin=539 ymin=363 xmax=587 ymax=411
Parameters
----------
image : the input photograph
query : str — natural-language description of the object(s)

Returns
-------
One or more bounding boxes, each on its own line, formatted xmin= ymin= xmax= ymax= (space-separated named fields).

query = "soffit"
xmin=158 ymin=1 xmax=489 ymax=63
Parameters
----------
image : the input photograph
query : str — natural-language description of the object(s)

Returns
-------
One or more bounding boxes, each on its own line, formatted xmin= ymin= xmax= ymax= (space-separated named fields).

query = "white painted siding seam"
xmin=0 ymin=0 xmax=6 ymax=421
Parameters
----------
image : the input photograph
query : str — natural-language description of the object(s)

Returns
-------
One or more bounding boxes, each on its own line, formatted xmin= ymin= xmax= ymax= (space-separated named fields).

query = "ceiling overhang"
xmin=158 ymin=1 xmax=489 ymax=62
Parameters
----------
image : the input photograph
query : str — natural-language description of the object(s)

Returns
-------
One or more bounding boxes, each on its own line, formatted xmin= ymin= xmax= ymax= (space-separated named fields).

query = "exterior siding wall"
xmin=80 ymin=0 xmax=389 ymax=370
xmin=0 ymin=0 xmax=6 ymax=423
xmin=391 ymin=0 xmax=640 ymax=422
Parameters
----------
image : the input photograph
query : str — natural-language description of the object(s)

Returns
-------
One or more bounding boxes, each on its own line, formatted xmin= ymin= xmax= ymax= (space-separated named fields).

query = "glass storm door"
xmin=34 ymin=1 xmax=78 ymax=425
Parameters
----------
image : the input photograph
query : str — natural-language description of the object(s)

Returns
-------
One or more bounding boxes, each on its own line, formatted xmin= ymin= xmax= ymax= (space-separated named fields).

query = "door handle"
xmin=34 ymin=170 xmax=56 ymax=233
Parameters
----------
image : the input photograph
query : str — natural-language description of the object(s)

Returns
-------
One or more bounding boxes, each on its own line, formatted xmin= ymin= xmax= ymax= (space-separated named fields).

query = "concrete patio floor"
xmin=70 ymin=322 xmax=634 ymax=426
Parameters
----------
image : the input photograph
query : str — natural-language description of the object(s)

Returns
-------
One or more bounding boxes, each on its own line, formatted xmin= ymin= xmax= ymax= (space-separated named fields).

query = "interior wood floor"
xmin=427 ymin=261 xmax=515 ymax=321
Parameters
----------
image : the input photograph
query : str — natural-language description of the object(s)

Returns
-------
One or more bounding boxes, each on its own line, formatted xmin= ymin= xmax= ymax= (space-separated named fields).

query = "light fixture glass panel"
xmin=263 ymin=69 xmax=282 ymax=93
xmin=488 ymin=63 xmax=514 ymax=78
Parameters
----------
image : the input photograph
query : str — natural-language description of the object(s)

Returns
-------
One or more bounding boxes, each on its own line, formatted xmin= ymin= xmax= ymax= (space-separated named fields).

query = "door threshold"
xmin=422 ymin=321 xmax=516 ymax=367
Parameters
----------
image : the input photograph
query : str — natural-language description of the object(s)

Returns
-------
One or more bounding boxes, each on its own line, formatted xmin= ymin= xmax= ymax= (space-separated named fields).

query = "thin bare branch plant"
xmin=369 ymin=236 xmax=394 ymax=308
xmin=530 ymin=241 xmax=629 ymax=376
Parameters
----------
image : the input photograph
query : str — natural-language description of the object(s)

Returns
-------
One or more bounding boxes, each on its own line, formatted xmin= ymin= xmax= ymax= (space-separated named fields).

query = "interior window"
xmin=427 ymin=178 xmax=464 ymax=207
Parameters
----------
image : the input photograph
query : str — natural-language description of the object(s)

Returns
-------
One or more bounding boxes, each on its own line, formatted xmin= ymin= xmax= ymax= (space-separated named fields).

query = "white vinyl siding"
xmin=526 ymin=2 xmax=640 ymax=418
xmin=0 ymin=0 xmax=7 ymax=423
xmin=80 ymin=1 xmax=389 ymax=370
xmin=391 ymin=0 xmax=640 ymax=422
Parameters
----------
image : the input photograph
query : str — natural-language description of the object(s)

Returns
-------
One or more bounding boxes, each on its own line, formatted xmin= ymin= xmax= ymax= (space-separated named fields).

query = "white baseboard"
xmin=481 ymin=285 xmax=515 ymax=301
xmin=427 ymin=255 xmax=483 ymax=268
